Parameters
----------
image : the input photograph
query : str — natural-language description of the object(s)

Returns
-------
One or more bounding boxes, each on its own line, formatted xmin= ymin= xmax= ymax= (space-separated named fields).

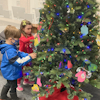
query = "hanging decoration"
xmin=88 ymin=63 xmax=98 ymax=72
xmin=33 ymin=22 xmax=41 ymax=52
xmin=81 ymin=25 xmax=88 ymax=36
xmin=67 ymin=60 xmax=73 ymax=69
xmin=76 ymin=67 xmax=92 ymax=80
xmin=37 ymin=77 xmax=42 ymax=87
xmin=59 ymin=61 xmax=63 ymax=69
xmin=32 ymin=84 xmax=39 ymax=92
xmin=34 ymin=38 xmax=40 ymax=47
xmin=48 ymin=17 xmax=54 ymax=30
xmin=75 ymin=71 xmax=86 ymax=82
xmin=96 ymin=35 xmax=100 ymax=46
xmin=67 ymin=8 xmax=70 ymax=13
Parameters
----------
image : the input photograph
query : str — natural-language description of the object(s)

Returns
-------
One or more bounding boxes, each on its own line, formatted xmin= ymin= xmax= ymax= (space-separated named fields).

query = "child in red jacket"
xmin=17 ymin=20 xmax=37 ymax=91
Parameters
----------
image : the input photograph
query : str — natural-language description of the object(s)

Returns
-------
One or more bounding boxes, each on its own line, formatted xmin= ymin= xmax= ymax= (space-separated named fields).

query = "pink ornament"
xmin=75 ymin=71 xmax=86 ymax=82
xmin=47 ymin=38 xmax=49 ymax=42
xmin=37 ymin=34 xmax=40 ymax=42
xmin=37 ymin=78 xmax=42 ymax=87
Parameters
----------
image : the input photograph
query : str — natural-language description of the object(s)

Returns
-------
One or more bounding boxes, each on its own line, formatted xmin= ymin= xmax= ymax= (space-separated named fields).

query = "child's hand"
xmin=34 ymin=33 xmax=37 ymax=39
xmin=29 ymin=53 xmax=37 ymax=59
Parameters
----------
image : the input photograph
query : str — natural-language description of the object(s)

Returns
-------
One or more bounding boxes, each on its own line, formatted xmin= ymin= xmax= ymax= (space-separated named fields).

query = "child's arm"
xmin=18 ymin=51 xmax=36 ymax=58
xmin=19 ymin=35 xmax=34 ymax=43
xmin=33 ymin=33 xmax=37 ymax=39
xmin=6 ymin=49 xmax=37 ymax=68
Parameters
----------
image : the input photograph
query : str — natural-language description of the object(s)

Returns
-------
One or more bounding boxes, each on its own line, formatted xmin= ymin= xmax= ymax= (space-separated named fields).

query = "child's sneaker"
xmin=16 ymin=84 xmax=23 ymax=91
xmin=28 ymin=81 xmax=34 ymax=85
xmin=23 ymin=81 xmax=28 ymax=85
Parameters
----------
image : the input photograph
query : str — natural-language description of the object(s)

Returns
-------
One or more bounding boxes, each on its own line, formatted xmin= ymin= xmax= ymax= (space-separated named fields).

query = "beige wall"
xmin=20 ymin=0 xmax=30 ymax=13
xmin=0 ymin=0 xmax=31 ymax=13
xmin=0 ymin=0 xmax=8 ymax=10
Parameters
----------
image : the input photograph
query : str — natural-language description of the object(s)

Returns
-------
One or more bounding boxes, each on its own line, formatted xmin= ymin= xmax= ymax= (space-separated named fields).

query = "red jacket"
xmin=19 ymin=34 xmax=34 ymax=53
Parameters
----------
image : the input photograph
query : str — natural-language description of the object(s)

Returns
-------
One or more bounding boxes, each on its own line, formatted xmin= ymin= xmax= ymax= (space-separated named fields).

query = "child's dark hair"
xmin=4 ymin=25 xmax=21 ymax=39
xmin=20 ymin=19 xmax=33 ymax=37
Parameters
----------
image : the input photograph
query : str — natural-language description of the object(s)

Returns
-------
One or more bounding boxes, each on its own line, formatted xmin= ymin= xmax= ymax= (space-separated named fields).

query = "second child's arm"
xmin=19 ymin=35 xmax=34 ymax=43
xmin=20 ymin=33 xmax=37 ymax=43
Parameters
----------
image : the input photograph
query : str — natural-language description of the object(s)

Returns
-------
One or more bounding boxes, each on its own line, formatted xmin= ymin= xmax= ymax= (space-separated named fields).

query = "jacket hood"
xmin=0 ymin=44 xmax=16 ymax=54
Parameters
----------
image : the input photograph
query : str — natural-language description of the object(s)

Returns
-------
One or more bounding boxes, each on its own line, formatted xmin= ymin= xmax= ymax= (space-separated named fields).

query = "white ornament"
xmin=86 ymin=71 xmax=92 ymax=79
xmin=67 ymin=8 xmax=70 ymax=13
xmin=76 ymin=67 xmax=81 ymax=72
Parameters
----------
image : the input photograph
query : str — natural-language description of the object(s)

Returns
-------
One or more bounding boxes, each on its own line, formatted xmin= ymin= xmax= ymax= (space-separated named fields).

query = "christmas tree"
xmin=27 ymin=0 xmax=100 ymax=100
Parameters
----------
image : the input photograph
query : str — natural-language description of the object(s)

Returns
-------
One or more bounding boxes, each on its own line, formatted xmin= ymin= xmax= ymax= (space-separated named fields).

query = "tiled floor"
xmin=0 ymin=71 xmax=100 ymax=100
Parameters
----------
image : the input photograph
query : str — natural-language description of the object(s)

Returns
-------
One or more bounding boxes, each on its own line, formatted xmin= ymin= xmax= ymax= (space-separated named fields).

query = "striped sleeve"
xmin=12 ymin=55 xmax=32 ymax=67
xmin=6 ymin=49 xmax=32 ymax=68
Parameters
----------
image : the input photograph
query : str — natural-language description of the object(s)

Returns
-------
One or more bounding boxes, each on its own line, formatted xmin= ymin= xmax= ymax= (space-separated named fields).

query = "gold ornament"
xmin=42 ymin=12 xmax=44 ymax=14
xmin=73 ymin=32 xmax=75 ymax=34
xmin=55 ymin=52 xmax=57 ymax=54
xmin=65 ymin=28 xmax=67 ymax=31
xmin=66 ymin=77 xmax=68 ymax=79
xmin=45 ymin=51 xmax=47 ymax=53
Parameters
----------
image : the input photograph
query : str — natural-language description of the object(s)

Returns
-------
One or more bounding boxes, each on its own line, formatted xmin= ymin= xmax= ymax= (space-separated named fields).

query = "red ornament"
xmin=54 ymin=81 xmax=57 ymax=83
xmin=57 ymin=43 xmax=60 ymax=45
xmin=76 ymin=55 xmax=78 ymax=57
xmin=66 ymin=19 xmax=69 ymax=23
xmin=67 ymin=60 xmax=73 ymax=69
xmin=82 ymin=50 xmax=84 ymax=52
xmin=49 ymin=79 xmax=51 ymax=82
xmin=81 ymin=40 xmax=83 ymax=42
xmin=48 ymin=85 xmax=51 ymax=87
xmin=54 ymin=4 xmax=56 ymax=7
